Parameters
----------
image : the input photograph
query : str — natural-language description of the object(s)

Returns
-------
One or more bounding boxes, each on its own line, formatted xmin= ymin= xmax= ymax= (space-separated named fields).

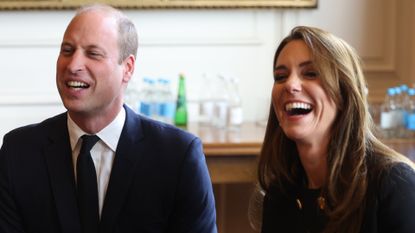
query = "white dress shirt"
xmin=67 ymin=108 xmax=126 ymax=216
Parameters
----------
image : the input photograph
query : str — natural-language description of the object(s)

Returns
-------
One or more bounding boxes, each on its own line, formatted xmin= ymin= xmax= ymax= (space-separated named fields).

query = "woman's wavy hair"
xmin=256 ymin=26 xmax=412 ymax=233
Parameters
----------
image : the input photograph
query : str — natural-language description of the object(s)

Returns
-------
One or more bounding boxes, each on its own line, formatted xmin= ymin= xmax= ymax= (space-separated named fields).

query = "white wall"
xmin=0 ymin=0 xmax=414 ymax=143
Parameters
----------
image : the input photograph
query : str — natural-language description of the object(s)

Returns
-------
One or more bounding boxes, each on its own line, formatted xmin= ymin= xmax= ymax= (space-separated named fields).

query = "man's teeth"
xmin=67 ymin=81 xmax=88 ymax=88
xmin=285 ymin=102 xmax=312 ymax=111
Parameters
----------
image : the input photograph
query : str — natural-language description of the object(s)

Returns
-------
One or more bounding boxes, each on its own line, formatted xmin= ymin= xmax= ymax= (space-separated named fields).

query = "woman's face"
xmin=272 ymin=40 xmax=337 ymax=145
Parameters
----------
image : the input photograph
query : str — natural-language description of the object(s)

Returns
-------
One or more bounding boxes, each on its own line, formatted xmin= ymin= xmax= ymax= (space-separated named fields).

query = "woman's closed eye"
xmin=273 ymin=65 xmax=288 ymax=82
xmin=303 ymin=70 xmax=319 ymax=79
xmin=273 ymin=72 xmax=287 ymax=82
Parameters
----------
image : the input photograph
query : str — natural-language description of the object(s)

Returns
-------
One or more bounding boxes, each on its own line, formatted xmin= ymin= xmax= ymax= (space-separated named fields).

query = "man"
xmin=0 ymin=4 xmax=217 ymax=233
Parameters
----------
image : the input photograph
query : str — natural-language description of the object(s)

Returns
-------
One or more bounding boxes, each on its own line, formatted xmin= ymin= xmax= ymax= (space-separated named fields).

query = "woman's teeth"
xmin=285 ymin=102 xmax=312 ymax=115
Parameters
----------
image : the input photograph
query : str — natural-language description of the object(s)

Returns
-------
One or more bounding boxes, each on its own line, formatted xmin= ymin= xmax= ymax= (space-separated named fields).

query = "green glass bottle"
xmin=174 ymin=74 xmax=188 ymax=127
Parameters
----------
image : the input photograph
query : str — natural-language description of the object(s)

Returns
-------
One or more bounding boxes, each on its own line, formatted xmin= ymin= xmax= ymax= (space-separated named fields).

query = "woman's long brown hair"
xmin=257 ymin=26 xmax=414 ymax=233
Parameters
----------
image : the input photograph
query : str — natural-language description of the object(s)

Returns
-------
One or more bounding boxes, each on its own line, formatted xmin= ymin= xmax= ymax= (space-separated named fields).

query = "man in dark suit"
xmin=0 ymin=4 xmax=217 ymax=233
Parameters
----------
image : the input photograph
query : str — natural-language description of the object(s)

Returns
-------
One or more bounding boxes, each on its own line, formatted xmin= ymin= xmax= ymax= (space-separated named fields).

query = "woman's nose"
xmin=285 ymin=74 xmax=302 ymax=94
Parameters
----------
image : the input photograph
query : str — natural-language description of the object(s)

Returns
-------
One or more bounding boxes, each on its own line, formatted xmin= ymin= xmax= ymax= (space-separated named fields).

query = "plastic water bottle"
xmin=198 ymin=74 xmax=215 ymax=126
xmin=212 ymin=75 xmax=229 ymax=129
xmin=158 ymin=78 xmax=176 ymax=124
xmin=400 ymin=84 xmax=409 ymax=96
xmin=405 ymin=88 xmax=415 ymax=138
xmin=139 ymin=77 xmax=157 ymax=118
xmin=394 ymin=86 xmax=406 ymax=138
xmin=226 ymin=76 xmax=243 ymax=130
xmin=380 ymin=88 xmax=398 ymax=138
xmin=124 ymin=78 xmax=140 ymax=112
xmin=399 ymin=85 xmax=410 ymax=138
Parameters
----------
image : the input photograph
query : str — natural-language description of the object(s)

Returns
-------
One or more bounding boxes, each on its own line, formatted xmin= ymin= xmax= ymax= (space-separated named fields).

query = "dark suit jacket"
xmin=0 ymin=106 xmax=217 ymax=233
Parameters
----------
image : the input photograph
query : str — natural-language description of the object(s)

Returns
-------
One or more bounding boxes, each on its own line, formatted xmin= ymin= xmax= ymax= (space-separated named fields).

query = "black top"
xmin=261 ymin=162 xmax=415 ymax=233
xmin=298 ymin=188 xmax=326 ymax=233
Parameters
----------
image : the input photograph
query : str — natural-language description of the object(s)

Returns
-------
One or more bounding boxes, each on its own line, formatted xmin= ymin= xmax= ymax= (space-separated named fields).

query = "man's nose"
xmin=66 ymin=51 xmax=85 ymax=74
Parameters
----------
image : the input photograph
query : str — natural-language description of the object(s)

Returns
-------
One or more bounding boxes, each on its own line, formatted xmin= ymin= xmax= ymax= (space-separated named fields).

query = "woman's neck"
xmin=297 ymin=142 xmax=328 ymax=189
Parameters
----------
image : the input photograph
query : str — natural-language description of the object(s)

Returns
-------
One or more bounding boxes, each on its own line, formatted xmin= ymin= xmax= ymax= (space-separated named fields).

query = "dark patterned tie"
xmin=77 ymin=135 xmax=100 ymax=233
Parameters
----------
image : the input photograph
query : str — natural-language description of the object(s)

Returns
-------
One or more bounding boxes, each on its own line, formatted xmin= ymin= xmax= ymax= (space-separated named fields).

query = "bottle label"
xmin=404 ymin=111 xmax=409 ymax=127
xmin=199 ymin=101 xmax=215 ymax=125
xmin=175 ymin=95 xmax=187 ymax=126
xmin=407 ymin=113 xmax=415 ymax=130
xmin=394 ymin=110 xmax=405 ymax=126
xmin=380 ymin=112 xmax=395 ymax=129
xmin=214 ymin=100 xmax=228 ymax=128
xmin=160 ymin=102 xmax=176 ymax=119
xmin=140 ymin=102 xmax=151 ymax=117
xmin=228 ymin=107 xmax=243 ymax=126
xmin=200 ymin=101 xmax=214 ymax=118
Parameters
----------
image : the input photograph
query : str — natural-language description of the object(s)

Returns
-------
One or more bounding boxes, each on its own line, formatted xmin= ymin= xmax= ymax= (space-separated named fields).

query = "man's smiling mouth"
xmin=66 ymin=81 xmax=90 ymax=89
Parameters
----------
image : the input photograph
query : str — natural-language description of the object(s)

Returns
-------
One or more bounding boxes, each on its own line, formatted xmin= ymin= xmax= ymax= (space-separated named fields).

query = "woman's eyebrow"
xmin=274 ymin=60 xmax=313 ymax=70
xmin=274 ymin=65 xmax=287 ymax=71
xmin=299 ymin=60 xmax=313 ymax=67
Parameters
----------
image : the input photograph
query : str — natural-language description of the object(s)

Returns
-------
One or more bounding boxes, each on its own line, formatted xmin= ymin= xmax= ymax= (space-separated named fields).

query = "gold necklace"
xmin=296 ymin=196 xmax=326 ymax=210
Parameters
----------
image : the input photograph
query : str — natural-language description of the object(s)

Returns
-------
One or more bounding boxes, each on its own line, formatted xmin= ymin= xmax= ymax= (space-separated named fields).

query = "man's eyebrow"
xmin=86 ymin=45 xmax=102 ymax=50
xmin=60 ymin=42 xmax=72 ymax=47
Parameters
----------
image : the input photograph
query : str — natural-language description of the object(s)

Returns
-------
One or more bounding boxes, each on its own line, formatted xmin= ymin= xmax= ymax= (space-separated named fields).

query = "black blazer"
xmin=0 ymin=106 xmax=217 ymax=233
xmin=261 ymin=162 xmax=415 ymax=233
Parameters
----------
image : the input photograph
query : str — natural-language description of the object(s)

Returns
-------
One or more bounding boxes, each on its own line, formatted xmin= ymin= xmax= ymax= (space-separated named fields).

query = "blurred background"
xmin=1 ymin=0 xmax=414 ymax=142
xmin=0 ymin=0 xmax=414 ymax=232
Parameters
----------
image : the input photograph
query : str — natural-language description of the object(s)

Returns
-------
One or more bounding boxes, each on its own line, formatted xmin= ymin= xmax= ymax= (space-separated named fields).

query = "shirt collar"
xmin=67 ymin=108 xmax=126 ymax=152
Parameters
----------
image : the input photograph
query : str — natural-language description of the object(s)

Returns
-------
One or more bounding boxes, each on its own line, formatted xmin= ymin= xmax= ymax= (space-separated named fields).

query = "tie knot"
xmin=80 ymin=135 xmax=100 ymax=153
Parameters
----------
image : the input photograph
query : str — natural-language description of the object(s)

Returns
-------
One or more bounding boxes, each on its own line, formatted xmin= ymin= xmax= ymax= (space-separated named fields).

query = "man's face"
xmin=56 ymin=11 xmax=133 ymax=125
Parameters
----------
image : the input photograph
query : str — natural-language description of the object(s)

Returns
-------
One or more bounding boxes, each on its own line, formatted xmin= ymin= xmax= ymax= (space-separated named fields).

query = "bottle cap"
xmin=387 ymin=88 xmax=396 ymax=96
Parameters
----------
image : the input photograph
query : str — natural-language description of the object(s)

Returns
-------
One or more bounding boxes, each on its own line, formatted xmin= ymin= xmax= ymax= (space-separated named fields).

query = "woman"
xmin=255 ymin=26 xmax=415 ymax=233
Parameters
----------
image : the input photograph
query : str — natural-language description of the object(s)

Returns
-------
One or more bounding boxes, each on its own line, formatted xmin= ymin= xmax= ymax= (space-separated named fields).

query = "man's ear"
xmin=123 ymin=54 xmax=135 ymax=83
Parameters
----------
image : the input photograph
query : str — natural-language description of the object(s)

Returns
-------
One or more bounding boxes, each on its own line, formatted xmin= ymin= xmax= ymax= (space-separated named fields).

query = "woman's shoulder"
xmin=372 ymin=162 xmax=415 ymax=232
xmin=379 ymin=162 xmax=415 ymax=194
xmin=366 ymin=151 xmax=415 ymax=193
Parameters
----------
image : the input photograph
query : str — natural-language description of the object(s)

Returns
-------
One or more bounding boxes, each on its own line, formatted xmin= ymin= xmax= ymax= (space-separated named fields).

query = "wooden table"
xmin=187 ymin=122 xmax=263 ymax=184
xmin=187 ymin=122 xmax=415 ymax=184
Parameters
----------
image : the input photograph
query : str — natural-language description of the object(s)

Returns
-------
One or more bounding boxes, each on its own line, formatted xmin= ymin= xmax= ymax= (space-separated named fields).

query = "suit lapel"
xmin=100 ymin=106 xmax=145 ymax=233
xmin=43 ymin=114 xmax=81 ymax=233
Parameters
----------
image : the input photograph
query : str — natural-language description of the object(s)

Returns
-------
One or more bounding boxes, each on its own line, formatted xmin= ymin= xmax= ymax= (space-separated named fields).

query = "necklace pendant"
xmin=296 ymin=198 xmax=303 ymax=210
xmin=317 ymin=196 xmax=326 ymax=210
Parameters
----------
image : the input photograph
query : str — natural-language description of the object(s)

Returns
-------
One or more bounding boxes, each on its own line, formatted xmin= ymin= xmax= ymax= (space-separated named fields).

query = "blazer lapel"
xmin=44 ymin=114 xmax=81 ymax=233
xmin=100 ymin=106 xmax=145 ymax=233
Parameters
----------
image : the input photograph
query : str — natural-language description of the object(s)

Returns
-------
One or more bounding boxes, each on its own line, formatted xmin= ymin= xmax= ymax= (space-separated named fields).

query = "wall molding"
xmin=281 ymin=2 xmax=397 ymax=74
xmin=0 ymin=95 xmax=61 ymax=106
xmin=0 ymin=0 xmax=318 ymax=10
xmin=361 ymin=0 xmax=396 ymax=73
